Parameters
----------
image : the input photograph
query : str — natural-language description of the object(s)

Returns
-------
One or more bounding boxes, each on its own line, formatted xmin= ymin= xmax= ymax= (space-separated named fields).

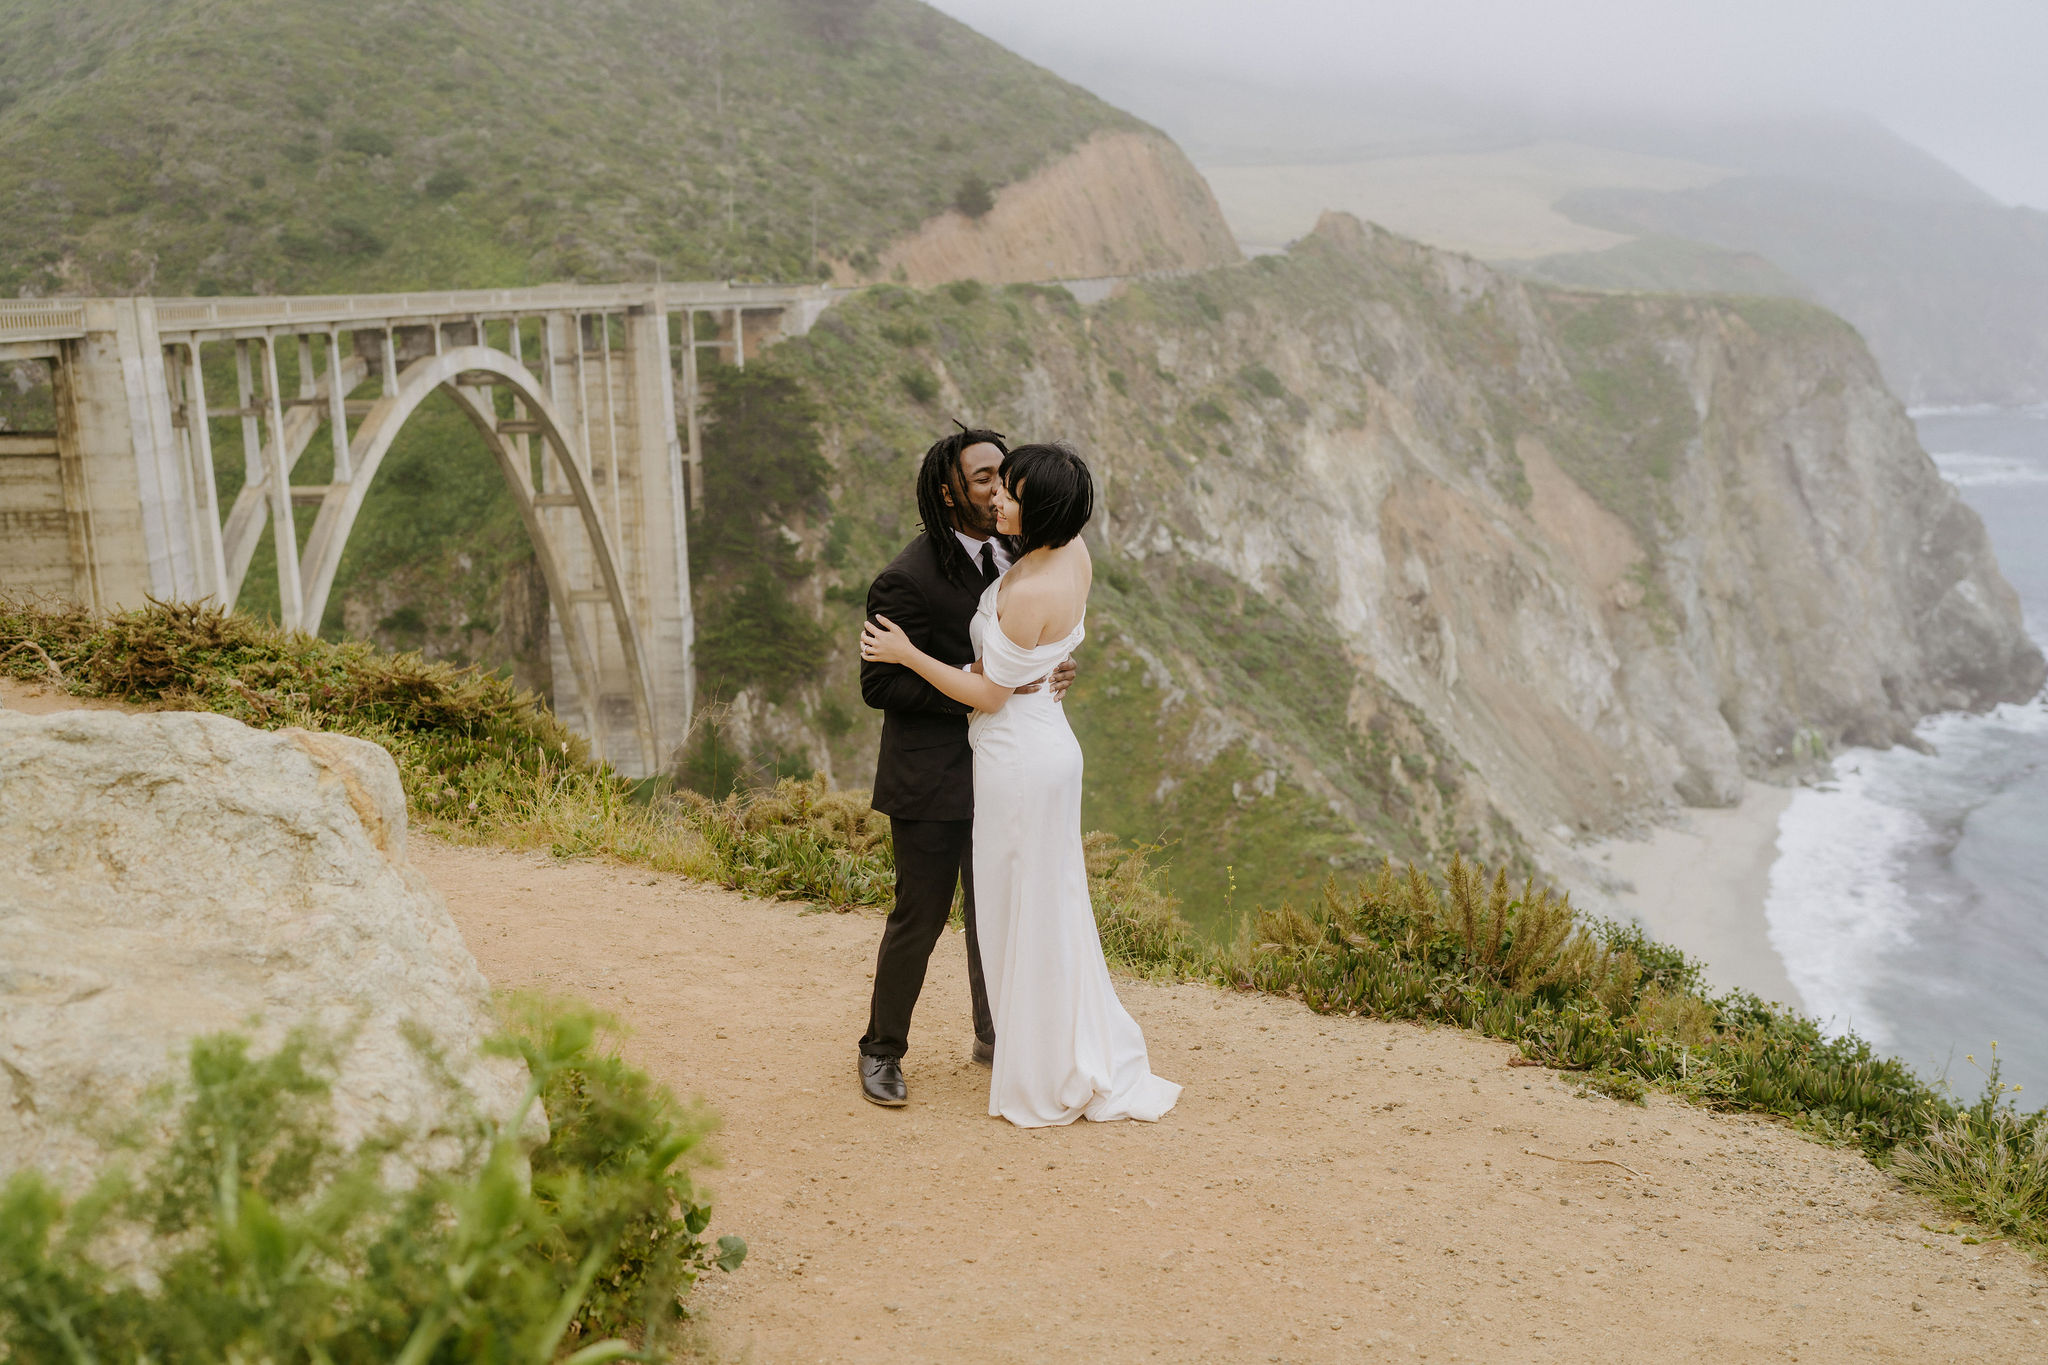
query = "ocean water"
xmin=1765 ymin=406 xmax=2048 ymax=1101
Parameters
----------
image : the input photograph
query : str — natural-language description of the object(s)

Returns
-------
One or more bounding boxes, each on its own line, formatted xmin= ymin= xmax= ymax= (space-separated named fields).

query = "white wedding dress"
xmin=968 ymin=578 xmax=1181 ymax=1128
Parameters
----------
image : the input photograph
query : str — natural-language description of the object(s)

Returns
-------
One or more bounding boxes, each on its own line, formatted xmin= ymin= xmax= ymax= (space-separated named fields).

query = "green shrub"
xmin=898 ymin=366 xmax=939 ymax=405
xmin=879 ymin=320 xmax=932 ymax=348
xmin=683 ymin=775 xmax=893 ymax=909
xmin=0 ymin=597 xmax=711 ymax=876
xmin=332 ymin=216 xmax=389 ymax=259
xmin=0 ymin=999 xmax=742 ymax=1360
xmin=1891 ymin=1047 xmax=2048 ymax=1252
xmin=1237 ymin=364 xmax=1285 ymax=400
xmin=425 ymin=167 xmax=473 ymax=200
xmin=338 ymin=125 xmax=395 ymax=157
xmin=953 ymin=173 xmax=994 ymax=219
xmin=1086 ymin=832 xmax=1202 ymax=977
xmin=694 ymin=569 xmax=831 ymax=702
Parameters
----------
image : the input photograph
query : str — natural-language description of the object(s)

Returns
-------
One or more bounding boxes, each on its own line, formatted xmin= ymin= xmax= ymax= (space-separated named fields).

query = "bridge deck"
xmin=0 ymin=282 xmax=836 ymax=346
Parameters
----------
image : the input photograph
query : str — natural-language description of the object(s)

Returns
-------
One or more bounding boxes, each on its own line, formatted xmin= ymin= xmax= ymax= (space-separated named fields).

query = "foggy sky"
xmin=930 ymin=0 xmax=2048 ymax=211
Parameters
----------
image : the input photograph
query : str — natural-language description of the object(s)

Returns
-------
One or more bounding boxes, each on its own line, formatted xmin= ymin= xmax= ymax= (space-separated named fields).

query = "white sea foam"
xmin=1910 ymin=402 xmax=2048 ymax=419
xmin=1909 ymin=403 xmax=2000 ymax=417
xmin=1930 ymin=450 xmax=2048 ymax=488
xmin=1919 ymin=691 xmax=2048 ymax=745
xmin=1766 ymin=695 xmax=2048 ymax=1054
xmin=1765 ymin=760 xmax=1927 ymax=1045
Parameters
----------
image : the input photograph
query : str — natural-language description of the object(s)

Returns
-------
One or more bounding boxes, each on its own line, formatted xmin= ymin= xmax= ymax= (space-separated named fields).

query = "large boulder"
xmin=0 ymin=709 xmax=527 ymax=1189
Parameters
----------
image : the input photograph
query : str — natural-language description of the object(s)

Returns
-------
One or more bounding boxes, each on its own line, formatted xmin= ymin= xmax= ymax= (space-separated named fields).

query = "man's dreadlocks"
xmin=913 ymin=424 xmax=1009 ymax=590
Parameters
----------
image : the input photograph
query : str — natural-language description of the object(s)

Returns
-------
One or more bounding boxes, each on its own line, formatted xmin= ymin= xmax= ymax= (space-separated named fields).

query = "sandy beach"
xmin=1578 ymin=781 xmax=1802 ymax=1007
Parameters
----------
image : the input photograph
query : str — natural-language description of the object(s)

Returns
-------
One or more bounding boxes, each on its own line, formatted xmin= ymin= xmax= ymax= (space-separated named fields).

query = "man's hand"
xmin=1049 ymin=656 xmax=1076 ymax=701
xmin=1003 ymin=657 xmax=1077 ymax=698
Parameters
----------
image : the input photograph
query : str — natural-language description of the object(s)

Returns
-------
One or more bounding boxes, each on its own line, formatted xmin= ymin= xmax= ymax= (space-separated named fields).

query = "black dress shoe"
xmin=860 ymin=1053 xmax=907 ymax=1107
xmin=972 ymin=1037 xmax=994 ymax=1066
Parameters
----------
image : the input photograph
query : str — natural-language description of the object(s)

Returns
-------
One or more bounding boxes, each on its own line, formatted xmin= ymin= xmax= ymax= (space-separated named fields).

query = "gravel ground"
xmin=418 ymin=837 xmax=2046 ymax=1363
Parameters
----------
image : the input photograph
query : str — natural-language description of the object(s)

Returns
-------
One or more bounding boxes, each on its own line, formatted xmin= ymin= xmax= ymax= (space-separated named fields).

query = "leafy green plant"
xmin=338 ymin=125 xmax=395 ymax=157
xmin=953 ymin=173 xmax=994 ymax=219
xmin=683 ymin=775 xmax=893 ymax=909
xmin=0 ymin=999 xmax=742 ymax=1361
xmin=1237 ymin=364 xmax=1285 ymax=400
xmin=1891 ymin=1046 xmax=2048 ymax=1251
xmin=694 ymin=568 xmax=831 ymax=702
xmin=425 ymin=167 xmax=473 ymax=201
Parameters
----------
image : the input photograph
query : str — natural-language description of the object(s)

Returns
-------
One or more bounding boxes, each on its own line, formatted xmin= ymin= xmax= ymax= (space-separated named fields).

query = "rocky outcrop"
xmin=765 ymin=212 xmax=2041 ymax=899
xmin=872 ymin=131 xmax=1241 ymax=287
xmin=1077 ymin=216 xmax=2041 ymax=846
xmin=0 ymin=710 xmax=527 ymax=1190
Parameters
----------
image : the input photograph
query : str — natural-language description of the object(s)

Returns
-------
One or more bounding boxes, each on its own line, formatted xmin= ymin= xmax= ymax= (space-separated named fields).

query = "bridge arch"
xmin=2 ymin=283 xmax=837 ymax=777
xmin=296 ymin=344 xmax=660 ymax=773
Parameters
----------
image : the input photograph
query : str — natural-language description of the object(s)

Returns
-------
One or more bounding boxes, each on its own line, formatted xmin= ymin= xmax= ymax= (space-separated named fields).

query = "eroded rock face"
xmin=771 ymin=212 xmax=2042 ymax=874
xmin=0 ymin=710 xmax=526 ymax=1189
xmin=873 ymin=131 xmax=1242 ymax=287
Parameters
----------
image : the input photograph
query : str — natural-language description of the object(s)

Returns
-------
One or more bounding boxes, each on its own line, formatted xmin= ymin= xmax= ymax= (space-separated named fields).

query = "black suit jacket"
xmin=861 ymin=534 xmax=991 ymax=821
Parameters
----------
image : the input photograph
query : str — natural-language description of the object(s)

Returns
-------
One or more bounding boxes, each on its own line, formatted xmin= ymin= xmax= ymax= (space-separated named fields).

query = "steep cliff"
xmin=702 ymin=214 xmax=2041 ymax=929
xmin=872 ymin=130 xmax=1240 ymax=286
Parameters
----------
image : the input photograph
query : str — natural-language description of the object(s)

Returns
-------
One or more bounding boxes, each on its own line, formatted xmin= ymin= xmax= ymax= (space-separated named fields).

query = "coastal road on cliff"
xmin=417 ymin=839 xmax=2043 ymax=1363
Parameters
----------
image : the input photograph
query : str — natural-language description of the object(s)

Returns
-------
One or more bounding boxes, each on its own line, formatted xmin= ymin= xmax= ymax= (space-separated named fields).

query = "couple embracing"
xmin=854 ymin=426 xmax=1180 ymax=1129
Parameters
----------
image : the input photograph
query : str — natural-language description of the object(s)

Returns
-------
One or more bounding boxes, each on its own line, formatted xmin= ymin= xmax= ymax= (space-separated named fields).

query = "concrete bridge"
xmin=0 ymin=281 xmax=833 ymax=776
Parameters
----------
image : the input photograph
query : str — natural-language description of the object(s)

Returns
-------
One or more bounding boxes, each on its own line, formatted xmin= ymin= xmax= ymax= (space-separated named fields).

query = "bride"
xmin=860 ymin=442 xmax=1181 ymax=1127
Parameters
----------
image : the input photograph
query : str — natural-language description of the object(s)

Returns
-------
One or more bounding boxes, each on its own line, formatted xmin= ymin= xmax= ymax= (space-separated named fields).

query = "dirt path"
xmin=414 ymin=838 xmax=2044 ymax=1362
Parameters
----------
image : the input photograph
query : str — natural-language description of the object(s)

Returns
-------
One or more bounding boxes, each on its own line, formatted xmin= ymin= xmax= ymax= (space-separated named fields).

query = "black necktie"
xmin=979 ymin=541 xmax=998 ymax=587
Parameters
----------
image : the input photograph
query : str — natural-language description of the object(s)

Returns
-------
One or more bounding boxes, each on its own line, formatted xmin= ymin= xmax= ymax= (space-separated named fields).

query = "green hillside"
xmin=0 ymin=0 xmax=1140 ymax=296
xmin=2 ymin=0 xmax=1150 ymax=694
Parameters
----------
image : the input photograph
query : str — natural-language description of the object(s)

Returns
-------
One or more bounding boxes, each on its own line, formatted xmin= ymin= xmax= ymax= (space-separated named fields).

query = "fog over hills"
xmin=934 ymin=2 xmax=2048 ymax=405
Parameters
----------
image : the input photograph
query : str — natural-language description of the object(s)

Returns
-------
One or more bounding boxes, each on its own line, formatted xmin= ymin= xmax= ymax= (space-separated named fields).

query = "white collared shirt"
xmin=955 ymin=530 xmax=1013 ymax=577
xmin=955 ymin=532 xmax=1015 ymax=677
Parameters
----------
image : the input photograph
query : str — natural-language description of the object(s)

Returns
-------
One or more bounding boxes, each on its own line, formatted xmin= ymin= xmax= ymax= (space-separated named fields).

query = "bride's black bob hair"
xmin=1000 ymin=442 xmax=1094 ymax=553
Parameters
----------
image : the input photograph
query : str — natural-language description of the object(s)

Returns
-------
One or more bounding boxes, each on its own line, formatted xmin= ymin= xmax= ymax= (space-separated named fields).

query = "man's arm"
xmin=859 ymin=568 xmax=971 ymax=715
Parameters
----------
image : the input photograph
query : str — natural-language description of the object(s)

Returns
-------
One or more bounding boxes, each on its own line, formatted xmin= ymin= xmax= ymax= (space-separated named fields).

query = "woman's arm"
xmin=858 ymin=568 xmax=972 ymax=716
xmin=861 ymin=614 xmax=1015 ymax=712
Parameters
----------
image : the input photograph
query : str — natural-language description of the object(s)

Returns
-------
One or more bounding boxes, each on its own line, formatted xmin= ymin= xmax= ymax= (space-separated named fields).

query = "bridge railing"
xmin=152 ymin=282 xmax=836 ymax=336
xmin=0 ymin=283 xmax=838 ymax=346
xmin=0 ymin=299 xmax=89 ymax=343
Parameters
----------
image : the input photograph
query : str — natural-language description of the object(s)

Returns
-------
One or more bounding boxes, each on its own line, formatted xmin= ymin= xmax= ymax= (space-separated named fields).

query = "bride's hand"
xmin=860 ymin=614 xmax=915 ymax=665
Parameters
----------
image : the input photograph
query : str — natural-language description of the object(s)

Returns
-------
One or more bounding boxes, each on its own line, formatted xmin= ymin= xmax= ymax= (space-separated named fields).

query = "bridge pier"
xmin=0 ymin=300 xmax=221 ymax=612
xmin=0 ymin=282 xmax=835 ymax=778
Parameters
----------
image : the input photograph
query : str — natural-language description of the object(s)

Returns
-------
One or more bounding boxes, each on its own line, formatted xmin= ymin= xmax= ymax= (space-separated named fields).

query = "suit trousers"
xmin=860 ymin=816 xmax=995 ymax=1060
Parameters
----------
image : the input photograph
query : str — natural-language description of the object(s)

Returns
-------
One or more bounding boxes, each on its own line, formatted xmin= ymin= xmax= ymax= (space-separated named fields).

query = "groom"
xmin=856 ymin=425 xmax=1073 ymax=1107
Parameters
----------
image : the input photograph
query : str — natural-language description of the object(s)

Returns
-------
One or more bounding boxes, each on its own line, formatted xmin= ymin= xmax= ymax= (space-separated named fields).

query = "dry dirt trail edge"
xmin=419 ymin=836 xmax=2044 ymax=1362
